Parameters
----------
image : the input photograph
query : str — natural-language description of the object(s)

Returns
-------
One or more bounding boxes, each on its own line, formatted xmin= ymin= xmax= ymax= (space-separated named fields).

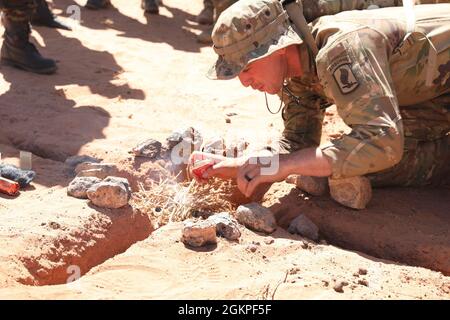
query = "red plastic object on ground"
xmin=191 ymin=159 xmax=215 ymax=180
xmin=0 ymin=177 xmax=20 ymax=196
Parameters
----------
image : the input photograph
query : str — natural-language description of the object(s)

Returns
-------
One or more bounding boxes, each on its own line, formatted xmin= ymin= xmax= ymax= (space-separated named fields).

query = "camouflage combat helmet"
xmin=207 ymin=0 xmax=303 ymax=80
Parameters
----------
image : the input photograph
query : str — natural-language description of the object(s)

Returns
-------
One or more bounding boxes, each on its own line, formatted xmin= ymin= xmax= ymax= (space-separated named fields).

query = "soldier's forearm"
xmin=282 ymin=147 xmax=332 ymax=177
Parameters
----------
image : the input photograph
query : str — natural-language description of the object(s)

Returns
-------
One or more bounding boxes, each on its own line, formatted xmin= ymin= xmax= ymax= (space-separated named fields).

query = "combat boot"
xmin=141 ymin=0 xmax=160 ymax=14
xmin=85 ymin=0 xmax=111 ymax=10
xmin=0 ymin=17 xmax=57 ymax=74
xmin=31 ymin=0 xmax=71 ymax=30
xmin=197 ymin=0 xmax=214 ymax=25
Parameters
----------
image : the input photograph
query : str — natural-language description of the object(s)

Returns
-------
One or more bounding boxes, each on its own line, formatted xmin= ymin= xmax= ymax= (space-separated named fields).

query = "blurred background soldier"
xmin=0 ymin=0 xmax=57 ymax=74
xmin=197 ymin=0 xmax=237 ymax=44
xmin=85 ymin=0 xmax=161 ymax=14
xmin=31 ymin=0 xmax=70 ymax=30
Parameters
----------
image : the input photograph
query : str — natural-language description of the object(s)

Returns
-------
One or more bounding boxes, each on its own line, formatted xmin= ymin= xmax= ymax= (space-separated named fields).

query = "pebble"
xmin=247 ymin=244 xmax=258 ymax=253
xmin=358 ymin=268 xmax=368 ymax=275
xmin=87 ymin=178 xmax=131 ymax=209
xmin=67 ymin=176 xmax=101 ymax=199
xmin=207 ymin=212 xmax=241 ymax=241
xmin=236 ymin=203 xmax=277 ymax=234
xmin=131 ymin=139 xmax=162 ymax=158
xmin=358 ymin=279 xmax=369 ymax=287
xmin=288 ymin=214 xmax=319 ymax=241
xmin=181 ymin=220 xmax=217 ymax=247
xmin=333 ymin=280 xmax=349 ymax=293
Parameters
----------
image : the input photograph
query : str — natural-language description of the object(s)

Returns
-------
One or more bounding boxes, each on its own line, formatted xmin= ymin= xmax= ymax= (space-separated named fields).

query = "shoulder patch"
xmin=332 ymin=63 xmax=359 ymax=94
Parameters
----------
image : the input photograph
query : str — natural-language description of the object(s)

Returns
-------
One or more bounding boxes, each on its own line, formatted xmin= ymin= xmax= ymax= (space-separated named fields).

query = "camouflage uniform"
xmin=208 ymin=0 xmax=450 ymax=187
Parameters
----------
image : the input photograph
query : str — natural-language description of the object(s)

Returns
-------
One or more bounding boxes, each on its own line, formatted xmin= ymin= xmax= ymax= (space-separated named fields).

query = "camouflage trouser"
xmin=281 ymin=93 xmax=450 ymax=187
xmin=368 ymin=93 xmax=450 ymax=187
xmin=0 ymin=0 xmax=37 ymax=22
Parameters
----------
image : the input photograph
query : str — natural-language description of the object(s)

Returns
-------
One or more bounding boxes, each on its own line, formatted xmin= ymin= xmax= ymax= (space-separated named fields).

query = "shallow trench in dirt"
xmin=4 ymin=148 xmax=447 ymax=289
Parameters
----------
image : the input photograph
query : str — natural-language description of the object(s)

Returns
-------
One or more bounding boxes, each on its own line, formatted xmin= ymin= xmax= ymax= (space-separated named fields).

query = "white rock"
xmin=181 ymin=219 xmax=217 ymax=247
xmin=207 ymin=212 xmax=241 ymax=241
xmin=166 ymin=127 xmax=203 ymax=151
xmin=87 ymin=179 xmax=130 ymax=209
xmin=201 ymin=137 xmax=225 ymax=155
xmin=132 ymin=139 xmax=162 ymax=158
xmin=67 ymin=176 xmax=101 ymax=199
xmin=329 ymin=176 xmax=372 ymax=209
xmin=236 ymin=203 xmax=277 ymax=234
xmin=76 ymin=163 xmax=118 ymax=180
xmin=102 ymin=176 xmax=131 ymax=193
xmin=288 ymin=214 xmax=319 ymax=241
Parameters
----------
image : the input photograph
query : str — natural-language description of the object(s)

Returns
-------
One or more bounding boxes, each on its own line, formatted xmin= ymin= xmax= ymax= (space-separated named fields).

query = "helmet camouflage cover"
xmin=208 ymin=0 xmax=303 ymax=80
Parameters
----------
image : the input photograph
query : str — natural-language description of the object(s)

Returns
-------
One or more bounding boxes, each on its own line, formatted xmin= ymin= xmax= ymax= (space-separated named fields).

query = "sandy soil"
xmin=0 ymin=0 xmax=448 ymax=299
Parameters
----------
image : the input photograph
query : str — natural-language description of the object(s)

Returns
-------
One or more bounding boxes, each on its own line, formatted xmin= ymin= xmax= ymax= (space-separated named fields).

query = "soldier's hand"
xmin=236 ymin=153 xmax=289 ymax=198
xmin=189 ymin=151 xmax=251 ymax=182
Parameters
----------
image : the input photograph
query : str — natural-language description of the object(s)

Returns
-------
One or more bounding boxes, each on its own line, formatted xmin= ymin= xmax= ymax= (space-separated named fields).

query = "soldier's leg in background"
xmin=197 ymin=0 xmax=237 ymax=44
xmin=0 ymin=0 xmax=57 ymax=74
xmin=368 ymin=94 xmax=450 ymax=187
xmin=85 ymin=0 xmax=110 ymax=10
xmin=141 ymin=0 xmax=160 ymax=14
xmin=197 ymin=0 xmax=214 ymax=25
xmin=31 ymin=0 xmax=71 ymax=30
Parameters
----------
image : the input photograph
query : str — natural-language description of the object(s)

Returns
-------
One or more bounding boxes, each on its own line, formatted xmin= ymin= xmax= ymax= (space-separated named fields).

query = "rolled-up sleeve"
xmin=316 ymin=28 xmax=404 ymax=179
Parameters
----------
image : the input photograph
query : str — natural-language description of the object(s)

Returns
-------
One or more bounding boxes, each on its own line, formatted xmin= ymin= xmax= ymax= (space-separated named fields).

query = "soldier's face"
xmin=238 ymin=50 xmax=286 ymax=95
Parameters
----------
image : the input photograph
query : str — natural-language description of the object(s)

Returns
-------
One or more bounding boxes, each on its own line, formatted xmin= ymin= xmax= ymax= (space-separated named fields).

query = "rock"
xmin=264 ymin=237 xmax=274 ymax=245
xmin=76 ymin=163 xmax=118 ymax=180
xmin=207 ymin=212 xmax=241 ymax=241
xmin=65 ymin=155 xmax=100 ymax=168
xmin=290 ymin=175 xmax=328 ymax=196
xmin=102 ymin=176 xmax=131 ymax=193
xmin=358 ymin=279 xmax=369 ymax=287
xmin=358 ymin=268 xmax=368 ymax=276
xmin=288 ymin=214 xmax=319 ymax=241
xmin=67 ymin=176 xmax=101 ymax=199
xmin=329 ymin=176 xmax=372 ymax=209
xmin=166 ymin=127 xmax=203 ymax=151
xmin=333 ymin=280 xmax=349 ymax=293
xmin=236 ymin=203 xmax=277 ymax=234
xmin=201 ymin=137 xmax=225 ymax=155
xmin=131 ymin=139 xmax=162 ymax=158
xmin=247 ymin=244 xmax=258 ymax=253
xmin=181 ymin=220 xmax=217 ymax=247
xmin=166 ymin=127 xmax=203 ymax=164
xmin=87 ymin=179 xmax=130 ymax=209
xmin=225 ymin=137 xmax=249 ymax=157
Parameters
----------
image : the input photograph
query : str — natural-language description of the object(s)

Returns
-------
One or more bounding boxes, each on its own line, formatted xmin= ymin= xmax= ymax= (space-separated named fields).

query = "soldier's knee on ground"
xmin=368 ymin=136 xmax=450 ymax=187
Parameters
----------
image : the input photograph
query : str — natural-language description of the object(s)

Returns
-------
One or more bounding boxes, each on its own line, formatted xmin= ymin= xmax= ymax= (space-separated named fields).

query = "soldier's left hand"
xmin=236 ymin=153 xmax=289 ymax=198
